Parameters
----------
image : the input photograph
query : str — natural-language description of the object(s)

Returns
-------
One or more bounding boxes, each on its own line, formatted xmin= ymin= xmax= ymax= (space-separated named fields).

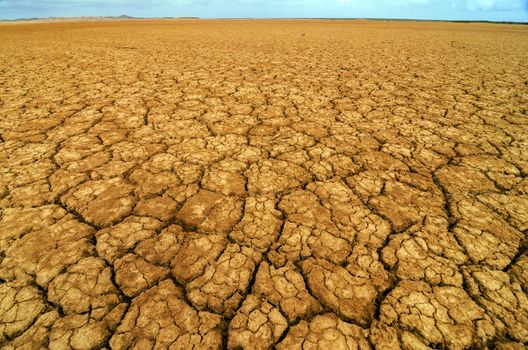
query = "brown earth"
xmin=0 ymin=19 xmax=527 ymax=349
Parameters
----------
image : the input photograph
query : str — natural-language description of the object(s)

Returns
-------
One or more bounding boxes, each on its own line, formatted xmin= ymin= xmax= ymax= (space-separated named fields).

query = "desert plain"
xmin=0 ymin=19 xmax=527 ymax=349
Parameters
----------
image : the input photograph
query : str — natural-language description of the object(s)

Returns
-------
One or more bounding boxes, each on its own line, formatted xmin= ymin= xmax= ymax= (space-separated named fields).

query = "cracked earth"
xmin=0 ymin=19 xmax=527 ymax=349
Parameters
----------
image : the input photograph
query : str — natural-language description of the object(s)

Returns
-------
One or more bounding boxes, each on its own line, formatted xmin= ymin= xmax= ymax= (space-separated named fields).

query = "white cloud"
xmin=336 ymin=0 xmax=526 ymax=11
xmin=2 ymin=0 xmax=525 ymax=11
xmin=465 ymin=0 xmax=526 ymax=10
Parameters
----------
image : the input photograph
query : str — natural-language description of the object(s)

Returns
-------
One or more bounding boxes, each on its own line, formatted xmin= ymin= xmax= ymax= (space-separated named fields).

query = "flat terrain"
xmin=0 ymin=19 xmax=527 ymax=349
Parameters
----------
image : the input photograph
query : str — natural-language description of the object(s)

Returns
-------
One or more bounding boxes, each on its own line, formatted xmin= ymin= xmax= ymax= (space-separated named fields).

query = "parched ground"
xmin=0 ymin=19 xmax=527 ymax=349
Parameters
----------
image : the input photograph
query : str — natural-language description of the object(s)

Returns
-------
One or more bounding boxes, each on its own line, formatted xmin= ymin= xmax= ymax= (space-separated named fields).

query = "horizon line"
xmin=2 ymin=16 xmax=527 ymax=25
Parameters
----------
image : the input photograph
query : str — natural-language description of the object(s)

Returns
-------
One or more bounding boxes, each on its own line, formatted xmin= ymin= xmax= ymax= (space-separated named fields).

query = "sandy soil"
xmin=0 ymin=19 xmax=527 ymax=349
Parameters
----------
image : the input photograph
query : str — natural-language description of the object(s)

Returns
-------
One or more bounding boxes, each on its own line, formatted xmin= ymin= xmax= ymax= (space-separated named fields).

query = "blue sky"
xmin=1 ymin=0 xmax=527 ymax=21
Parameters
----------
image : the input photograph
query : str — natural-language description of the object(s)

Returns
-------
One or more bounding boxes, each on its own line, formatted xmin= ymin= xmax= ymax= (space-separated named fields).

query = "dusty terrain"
xmin=0 ymin=19 xmax=527 ymax=349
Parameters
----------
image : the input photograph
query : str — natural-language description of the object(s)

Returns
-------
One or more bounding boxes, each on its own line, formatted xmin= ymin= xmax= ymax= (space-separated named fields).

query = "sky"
xmin=1 ymin=0 xmax=527 ymax=22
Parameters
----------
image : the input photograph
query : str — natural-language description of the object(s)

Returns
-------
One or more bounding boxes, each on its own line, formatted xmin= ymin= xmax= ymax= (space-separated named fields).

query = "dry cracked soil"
xmin=0 ymin=19 xmax=527 ymax=350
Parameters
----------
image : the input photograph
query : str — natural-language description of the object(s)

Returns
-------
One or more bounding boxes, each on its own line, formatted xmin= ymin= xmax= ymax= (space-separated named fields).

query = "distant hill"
xmin=1 ymin=15 xmax=137 ymax=22
xmin=1 ymin=16 xmax=524 ymax=25
xmin=0 ymin=15 xmax=209 ymax=22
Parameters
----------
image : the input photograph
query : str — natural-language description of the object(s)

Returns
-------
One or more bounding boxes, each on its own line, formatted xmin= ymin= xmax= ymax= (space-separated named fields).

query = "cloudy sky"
xmin=1 ymin=0 xmax=527 ymax=21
